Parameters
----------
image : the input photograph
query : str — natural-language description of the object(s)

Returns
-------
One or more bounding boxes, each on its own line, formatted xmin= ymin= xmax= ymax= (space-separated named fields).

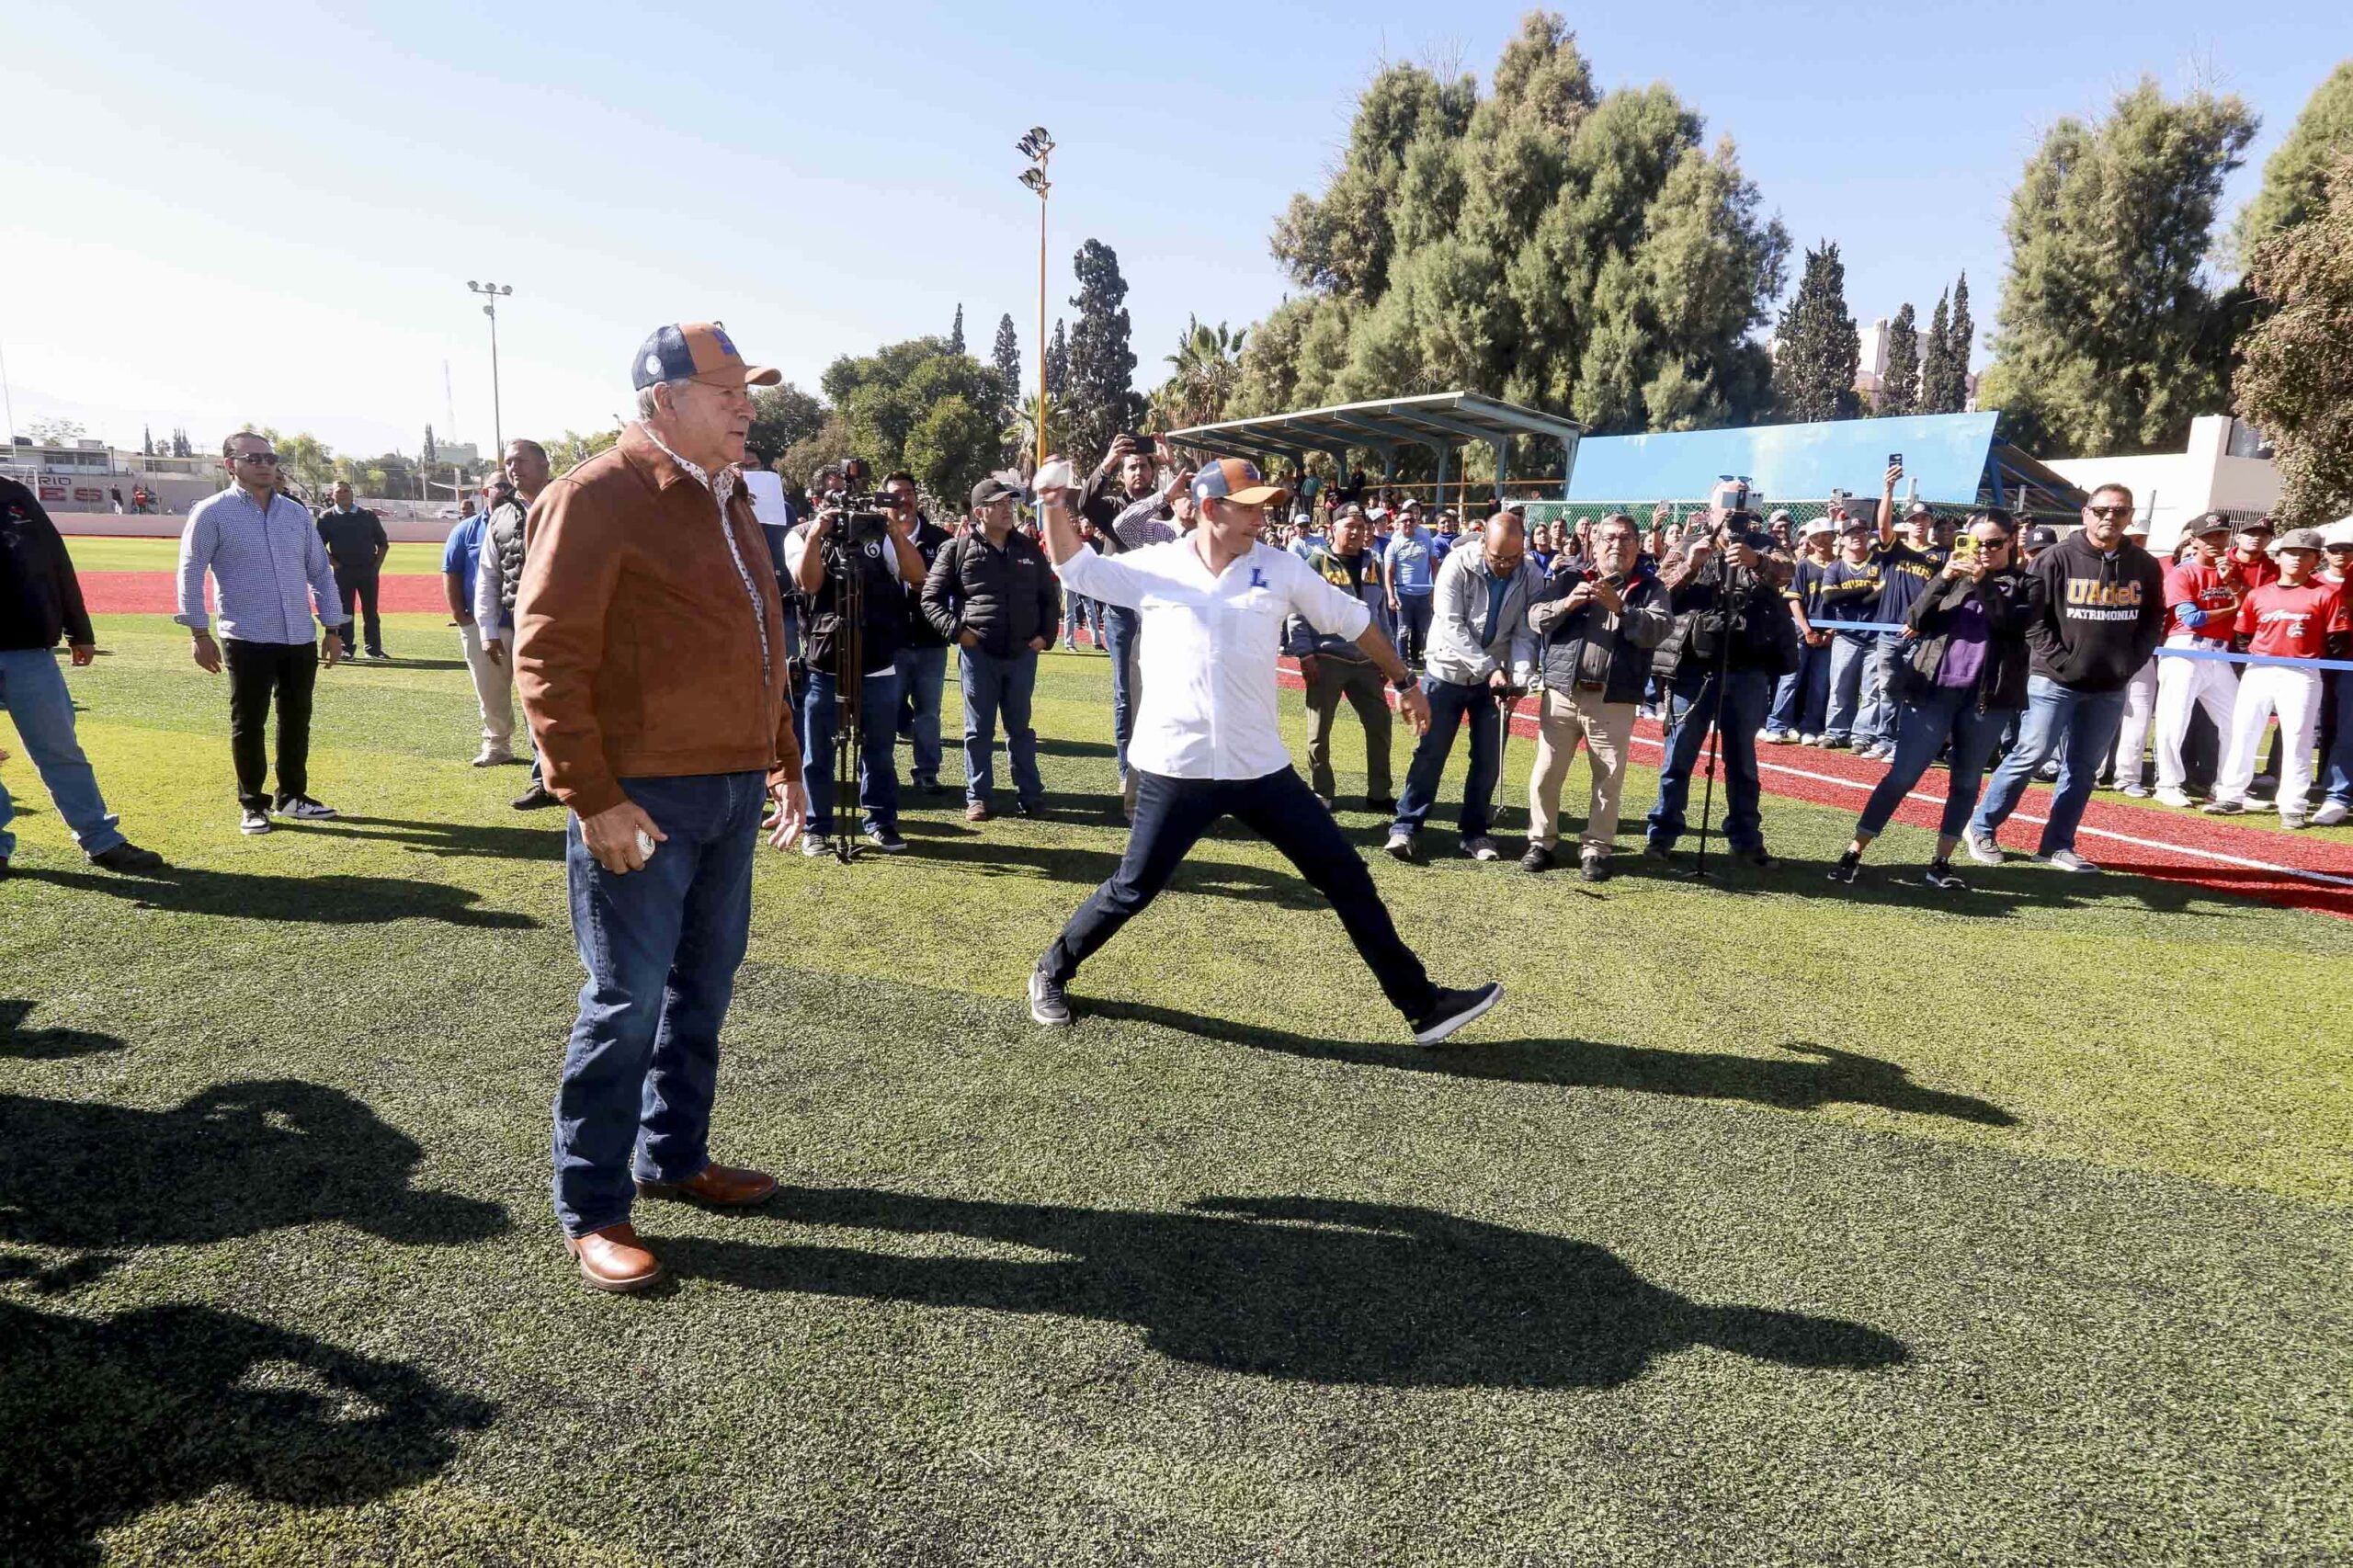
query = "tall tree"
xmin=1156 ymin=316 xmax=1248 ymax=430
xmin=818 ymin=336 xmax=1006 ymax=506
xmin=949 ymin=303 xmax=966 ymax=355
xmin=2232 ymin=61 xmax=2353 ymax=265
xmin=1250 ymin=13 xmax=1783 ymax=437
xmin=1043 ymin=319 xmax=1069 ymax=404
xmin=1774 ymin=242 xmax=1861 ymax=422
xmin=170 ymin=426 xmax=191 ymax=458
xmin=1878 ymin=302 xmax=1920 ymax=416
xmin=2234 ymin=154 xmax=2353 ymax=527
xmin=1979 ymin=80 xmax=2256 ymax=455
xmin=141 ymin=423 xmax=153 ymax=457
xmin=1064 ymin=240 xmax=1145 ymax=459
xmin=748 ymin=382 xmax=826 ymax=461
xmin=989 ymin=312 xmax=1021 ymax=439
xmin=1926 ymin=271 xmax=1973 ymax=412
xmin=1919 ymin=291 xmax=1954 ymax=415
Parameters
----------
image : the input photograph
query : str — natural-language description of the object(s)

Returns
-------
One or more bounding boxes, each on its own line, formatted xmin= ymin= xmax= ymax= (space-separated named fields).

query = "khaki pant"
xmin=1304 ymin=655 xmax=1392 ymax=801
xmin=1527 ymin=686 xmax=1635 ymax=852
xmin=459 ymin=620 xmax=517 ymax=760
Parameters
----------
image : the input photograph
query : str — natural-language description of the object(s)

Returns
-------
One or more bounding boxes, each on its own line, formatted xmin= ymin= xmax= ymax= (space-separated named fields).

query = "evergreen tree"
xmin=1925 ymin=272 xmax=1973 ymax=412
xmin=989 ymin=313 xmax=1022 ymax=452
xmin=141 ymin=423 xmax=153 ymax=457
xmin=1879 ymin=303 xmax=1920 ymax=416
xmin=1774 ymin=241 xmax=1861 ymax=422
xmin=423 ymin=425 xmax=437 ymax=466
xmin=171 ymin=426 xmax=192 ymax=458
xmin=818 ymin=337 xmax=1003 ymax=505
xmin=2234 ymin=154 xmax=2353 ymax=526
xmin=2232 ymin=61 xmax=2353 ymax=265
xmin=1044 ymin=319 xmax=1069 ymax=404
xmin=1979 ymin=80 xmax=2256 ymax=455
xmin=1919 ymin=291 xmax=1953 ymax=415
xmin=949 ymin=303 xmax=966 ymax=355
xmin=748 ymin=383 xmax=826 ymax=461
xmin=1064 ymin=240 xmax=1146 ymax=460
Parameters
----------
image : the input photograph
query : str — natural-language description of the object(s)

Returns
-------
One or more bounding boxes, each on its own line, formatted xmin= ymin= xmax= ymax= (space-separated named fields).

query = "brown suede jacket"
xmin=514 ymin=422 xmax=801 ymax=818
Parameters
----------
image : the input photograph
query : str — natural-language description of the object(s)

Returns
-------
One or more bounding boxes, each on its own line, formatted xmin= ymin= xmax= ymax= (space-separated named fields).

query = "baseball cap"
xmin=970 ymin=472 xmax=1024 ymax=508
xmin=1336 ymin=501 xmax=1365 ymax=519
xmin=1904 ymin=501 xmax=1935 ymax=519
xmin=2025 ymin=525 xmax=2060 ymax=549
xmin=1768 ymin=508 xmax=1793 ymax=524
xmin=1799 ymin=517 xmax=1836 ymax=540
xmin=2238 ymin=514 xmax=2276 ymax=535
xmin=1837 ymin=517 xmax=1871 ymax=535
xmin=2269 ymin=528 xmax=2326 ymax=556
xmin=1365 ymin=505 xmax=1391 ymax=523
xmin=1189 ymin=457 xmax=1290 ymax=509
xmin=2122 ymin=516 xmax=2151 ymax=537
xmin=1400 ymin=497 xmax=1424 ymax=512
xmin=2189 ymin=510 xmax=2234 ymax=536
xmin=631 ymin=322 xmax=780 ymax=391
xmin=2321 ymin=518 xmax=2353 ymax=548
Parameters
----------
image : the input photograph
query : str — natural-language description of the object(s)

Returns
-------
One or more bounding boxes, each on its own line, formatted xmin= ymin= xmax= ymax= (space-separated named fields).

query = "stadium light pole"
xmin=466 ymin=280 xmax=514 ymax=459
xmin=1017 ymin=128 xmax=1053 ymax=472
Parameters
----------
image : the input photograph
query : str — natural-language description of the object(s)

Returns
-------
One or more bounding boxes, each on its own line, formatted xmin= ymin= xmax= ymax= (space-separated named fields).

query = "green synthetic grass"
xmin=3 ymin=614 xmax=2348 ymax=1565
xmin=63 ymin=537 xmax=449 ymax=574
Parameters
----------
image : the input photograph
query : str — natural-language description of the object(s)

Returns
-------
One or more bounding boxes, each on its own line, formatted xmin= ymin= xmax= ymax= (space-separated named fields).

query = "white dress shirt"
xmin=175 ymin=487 xmax=344 ymax=644
xmin=1058 ymin=536 xmax=1373 ymax=780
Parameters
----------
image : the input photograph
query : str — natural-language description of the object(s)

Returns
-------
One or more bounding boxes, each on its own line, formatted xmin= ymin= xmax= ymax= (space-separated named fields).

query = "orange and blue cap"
xmin=1190 ymin=457 xmax=1290 ymax=509
xmin=631 ymin=322 xmax=780 ymax=391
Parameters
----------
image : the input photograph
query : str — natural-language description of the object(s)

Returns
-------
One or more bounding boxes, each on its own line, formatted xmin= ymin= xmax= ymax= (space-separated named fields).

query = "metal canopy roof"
xmin=1164 ymin=392 xmax=1584 ymax=497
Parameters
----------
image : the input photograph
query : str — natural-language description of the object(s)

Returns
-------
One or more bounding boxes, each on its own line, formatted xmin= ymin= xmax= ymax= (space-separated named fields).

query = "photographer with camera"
xmin=1521 ymin=512 xmax=1670 ymax=881
xmin=1385 ymin=508 xmax=1544 ymax=865
xmin=1828 ymin=511 xmax=2040 ymax=891
xmin=922 ymin=474 xmax=1060 ymax=823
xmin=787 ymin=460 xmax=927 ymax=856
xmin=879 ymin=472 xmax=954 ymax=795
xmin=1642 ymin=481 xmax=1798 ymax=868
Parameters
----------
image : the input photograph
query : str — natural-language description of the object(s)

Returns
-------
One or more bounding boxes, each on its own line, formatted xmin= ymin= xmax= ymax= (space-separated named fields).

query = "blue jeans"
xmin=960 ymin=645 xmax=1044 ymax=807
xmin=1824 ymin=635 xmax=1874 ymax=743
xmin=1391 ymin=676 xmax=1500 ymax=839
xmin=551 ymin=770 xmax=764 ymax=1237
xmin=1859 ymin=634 xmax=1905 ymax=747
xmin=1062 ymin=594 xmax=1102 ymax=645
xmin=1969 ymin=675 xmax=2128 ymax=855
xmin=893 ymin=644 xmax=949 ymax=787
xmin=1042 ymin=766 xmax=1438 ymax=1020
xmin=1858 ymin=687 xmax=2017 ymax=840
xmin=0 ymin=648 xmax=127 ymax=859
xmin=1102 ymin=605 xmax=1142 ymax=789
xmin=1647 ymin=666 xmax=1771 ymax=851
xmin=2321 ymin=671 xmax=2353 ymax=807
xmin=1393 ymin=593 xmax=1436 ymax=665
xmin=801 ymin=668 xmax=903 ymax=834
xmin=1769 ymin=641 xmax=1831 ymax=735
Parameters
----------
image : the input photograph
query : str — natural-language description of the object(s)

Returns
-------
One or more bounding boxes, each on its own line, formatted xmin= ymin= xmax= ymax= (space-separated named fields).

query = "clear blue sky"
xmin=2 ymin=1 xmax=2339 ymax=459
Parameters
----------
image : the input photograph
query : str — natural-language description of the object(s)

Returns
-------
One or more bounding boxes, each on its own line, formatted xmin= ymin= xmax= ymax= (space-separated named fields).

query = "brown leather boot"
xmin=565 ymin=1223 xmax=664 ymax=1292
xmin=635 ymin=1163 xmax=777 ymax=1209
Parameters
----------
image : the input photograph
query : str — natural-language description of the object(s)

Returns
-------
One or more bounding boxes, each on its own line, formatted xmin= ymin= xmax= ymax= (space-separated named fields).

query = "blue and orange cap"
xmin=1190 ymin=457 xmax=1290 ymax=510
xmin=631 ymin=322 xmax=781 ymax=392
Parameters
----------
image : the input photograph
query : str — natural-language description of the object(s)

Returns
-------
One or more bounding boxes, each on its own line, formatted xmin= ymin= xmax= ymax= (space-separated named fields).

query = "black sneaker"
xmin=1579 ymin=850 xmax=1611 ymax=883
xmin=1016 ymin=800 xmax=1047 ymax=820
xmin=1826 ymin=849 xmax=1860 ymax=884
xmin=0 ymin=856 xmax=10 ymax=879
xmin=1924 ymin=860 xmax=1970 ymax=891
xmin=1029 ymin=970 xmax=1073 ymax=1027
xmin=1641 ymin=841 xmax=1673 ymax=862
xmin=1520 ymin=843 xmax=1554 ymax=874
xmin=89 ymin=843 xmax=165 ymax=874
xmin=274 ymin=796 xmax=338 ymax=821
xmin=512 ymin=784 xmax=560 ymax=811
xmin=1741 ymin=846 xmax=1777 ymax=869
xmin=1411 ymin=982 xmax=1505 ymax=1047
xmin=861 ymin=825 xmax=908 ymax=854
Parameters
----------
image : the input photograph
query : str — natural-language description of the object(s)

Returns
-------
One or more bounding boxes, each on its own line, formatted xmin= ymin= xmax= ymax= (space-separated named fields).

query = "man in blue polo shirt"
xmin=1383 ymin=505 xmax=1440 ymax=666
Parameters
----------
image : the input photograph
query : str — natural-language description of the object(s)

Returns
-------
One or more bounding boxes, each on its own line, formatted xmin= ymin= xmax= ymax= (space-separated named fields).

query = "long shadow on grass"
xmin=276 ymin=814 xmax=563 ymax=862
xmin=1086 ymin=1000 xmax=2014 ymax=1126
xmin=670 ymin=1189 xmax=1909 ymax=1388
xmin=906 ymin=835 xmax=1327 ymax=910
xmin=0 ymin=1000 xmax=126 ymax=1061
xmin=0 ymin=1298 xmax=494 ymax=1566
xmin=0 ymin=1078 xmax=510 ymax=1252
xmin=17 ymin=865 xmax=534 ymax=928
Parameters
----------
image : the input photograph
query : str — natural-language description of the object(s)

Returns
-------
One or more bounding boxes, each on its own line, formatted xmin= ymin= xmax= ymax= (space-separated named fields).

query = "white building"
xmin=2044 ymin=415 xmax=2279 ymax=553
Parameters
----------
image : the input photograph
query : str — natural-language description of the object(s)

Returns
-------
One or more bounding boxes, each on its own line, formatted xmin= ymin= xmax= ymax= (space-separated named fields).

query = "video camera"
xmin=819 ymin=456 xmax=894 ymax=542
xmin=1706 ymin=474 xmax=1771 ymax=551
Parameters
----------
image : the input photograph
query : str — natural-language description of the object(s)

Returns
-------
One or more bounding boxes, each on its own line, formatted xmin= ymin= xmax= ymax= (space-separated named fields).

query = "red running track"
xmin=74 ymin=577 xmax=2353 ymax=920
xmin=1268 ymin=664 xmax=2353 ymax=923
xmin=81 ymin=572 xmax=451 ymax=615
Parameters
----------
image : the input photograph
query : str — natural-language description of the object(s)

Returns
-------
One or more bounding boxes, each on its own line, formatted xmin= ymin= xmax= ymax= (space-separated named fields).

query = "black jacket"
xmin=0 ymin=479 xmax=94 ymax=652
xmin=922 ymin=528 xmax=1061 ymax=657
xmin=2025 ymin=531 xmax=2168 ymax=692
xmin=1899 ymin=566 xmax=2042 ymax=713
xmin=1529 ymin=563 xmax=1673 ymax=705
xmin=314 ymin=506 xmax=388 ymax=574
xmin=1654 ymin=552 xmax=1798 ymax=679
xmin=797 ymin=524 xmax=908 ymax=676
xmin=898 ymin=518 xmax=955 ymax=649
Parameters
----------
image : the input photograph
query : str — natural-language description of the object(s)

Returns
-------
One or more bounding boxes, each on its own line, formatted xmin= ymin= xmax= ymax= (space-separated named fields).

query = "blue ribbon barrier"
xmin=1812 ymin=621 xmax=2353 ymax=673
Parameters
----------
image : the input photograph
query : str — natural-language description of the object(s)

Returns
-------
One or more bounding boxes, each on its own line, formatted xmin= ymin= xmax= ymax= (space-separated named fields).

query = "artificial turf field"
xmin=3 ymin=609 xmax=2348 ymax=1566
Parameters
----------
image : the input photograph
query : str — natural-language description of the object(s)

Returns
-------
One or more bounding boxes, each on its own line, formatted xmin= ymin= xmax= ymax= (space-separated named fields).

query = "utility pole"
xmin=1016 ymin=129 xmax=1055 ymax=471
xmin=466 ymin=280 xmax=513 ymax=458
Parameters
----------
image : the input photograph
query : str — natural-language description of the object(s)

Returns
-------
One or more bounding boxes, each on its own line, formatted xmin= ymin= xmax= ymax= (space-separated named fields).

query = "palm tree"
xmin=1160 ymin=316 xmax=1247 ymax=431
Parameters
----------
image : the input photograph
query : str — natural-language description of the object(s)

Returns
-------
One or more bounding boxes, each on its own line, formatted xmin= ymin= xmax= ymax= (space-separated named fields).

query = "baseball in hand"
xmin=635 ymin=829 xmax=657 ymax=860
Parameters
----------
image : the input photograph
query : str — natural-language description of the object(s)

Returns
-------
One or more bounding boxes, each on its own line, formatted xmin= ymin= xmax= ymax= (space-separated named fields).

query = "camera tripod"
xmin=827 ymin=503 xmax=869 ymax=865
xmin=1683 ymin=550 xmax=1751 ymax=881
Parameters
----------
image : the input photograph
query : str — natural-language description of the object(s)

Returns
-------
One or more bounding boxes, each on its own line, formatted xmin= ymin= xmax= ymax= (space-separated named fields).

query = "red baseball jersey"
xmin=2234 ymin=579 xmax=2347 ymax=662
xmin=2163 ymin=560 xmax=2240 ymax=640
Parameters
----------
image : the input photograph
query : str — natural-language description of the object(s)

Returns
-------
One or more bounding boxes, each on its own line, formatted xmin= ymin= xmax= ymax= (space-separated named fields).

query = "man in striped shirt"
xmin=176 ymin=433 xmax=347 ymax=835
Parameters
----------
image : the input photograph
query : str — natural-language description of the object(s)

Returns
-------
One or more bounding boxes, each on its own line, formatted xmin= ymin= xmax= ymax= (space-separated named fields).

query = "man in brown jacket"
xmin=516 ymin=322 xmax=808 ymax=1293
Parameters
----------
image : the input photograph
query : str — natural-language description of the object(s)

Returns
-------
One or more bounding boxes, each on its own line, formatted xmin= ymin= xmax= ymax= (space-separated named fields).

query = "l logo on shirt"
xmin=1249 ymin=567 xmax=1267 ymax=588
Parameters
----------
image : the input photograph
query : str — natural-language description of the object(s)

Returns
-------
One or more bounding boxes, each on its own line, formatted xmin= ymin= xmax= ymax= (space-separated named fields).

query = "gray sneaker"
xmin=2038 ymin=848 xmax=2100 ymax=873
xmin=1462 ymin=835 xmax=1502 ymax=862
xmin=1029 ymin=970 xmax=1073 ymax=1028
xmin=1961 ymin=829 xmax=2004 ymax=868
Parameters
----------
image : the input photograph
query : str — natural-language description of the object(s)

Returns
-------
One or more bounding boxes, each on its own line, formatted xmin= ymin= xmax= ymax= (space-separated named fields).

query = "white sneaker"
xmin=2312 ymin=799 xmax=2350 ymax=827
xmin=2280 ymin=813 xmax=2308 ymax=832
xmin=1798 ymin=733 xmax=1821 ymax=746
xmin=472 ymin=751 xmax=514 ymax=768
xmin=1463 ymin=835 xmax=1502 ymax=862
xmin=1384 ymin=831 xmax=1417 ymax=862
xmin=800 ymin=835 xmax=832 ymax=858
xmin=1961 ymin=829 xmax=2004 ymax=868
xmin=2154 ymin=788 xmax=2195 ymax=809
xmin=2038 ymin=848 xmax=2099 ymax=873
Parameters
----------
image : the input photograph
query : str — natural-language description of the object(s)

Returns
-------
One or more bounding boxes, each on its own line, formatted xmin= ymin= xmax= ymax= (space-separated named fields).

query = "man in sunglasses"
xmin=1962 ymin=483 xmax=2166 ymax=872
xmin=176 ymin=432 xmax=347 ymax=835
